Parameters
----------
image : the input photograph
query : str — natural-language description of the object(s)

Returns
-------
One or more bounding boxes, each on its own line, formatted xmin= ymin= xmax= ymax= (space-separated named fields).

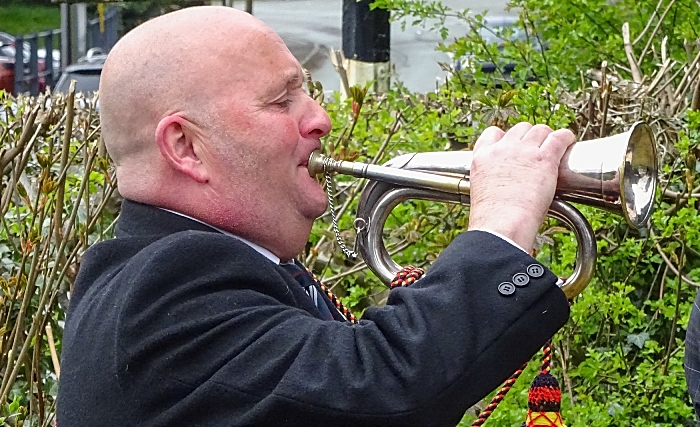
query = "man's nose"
xmin=300 ymin=97 xmax=332 ymax=139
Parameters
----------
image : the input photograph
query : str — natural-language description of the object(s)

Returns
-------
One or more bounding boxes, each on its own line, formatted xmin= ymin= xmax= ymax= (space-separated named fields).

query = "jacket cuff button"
xmin=526 ymin=264 xmax=545 ymax=278
xmin=513 ymin=272 xmax=530 ymax=287
xmin=498 ymin=282 xmax=516 ymax=296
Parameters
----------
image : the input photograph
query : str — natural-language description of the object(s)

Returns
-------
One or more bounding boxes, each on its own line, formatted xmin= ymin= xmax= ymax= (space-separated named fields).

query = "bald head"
xmin=99 ymin=6 xmax=332 ymax=259
xmin=99 ymin=7 xmax=277 ymax=200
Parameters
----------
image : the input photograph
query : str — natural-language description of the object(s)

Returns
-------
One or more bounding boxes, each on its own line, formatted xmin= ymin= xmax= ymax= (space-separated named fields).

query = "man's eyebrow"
xmin=264 ymin=69 xmax=304 ymax=101
xmin=283 ymin=68 xmax=303 ymax=86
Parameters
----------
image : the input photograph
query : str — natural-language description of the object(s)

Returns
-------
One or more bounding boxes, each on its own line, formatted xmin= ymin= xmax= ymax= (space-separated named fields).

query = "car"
xmin=54 ymin=48 xmax=107 ymax=95
xmin=0 ymin=56 xmax=13 ymax=94
xmin=0 ymin=32 xmax=53 ymax=94
xmin=0 ymin=31 xmax=61 ymax=73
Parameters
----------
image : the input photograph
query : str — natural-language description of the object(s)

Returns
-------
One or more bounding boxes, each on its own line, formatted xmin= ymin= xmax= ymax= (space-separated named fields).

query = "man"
xmin=685 ymin=298 xmax=700 ymax=425
xmin=57 ymin=6 xmax=575 ymax=426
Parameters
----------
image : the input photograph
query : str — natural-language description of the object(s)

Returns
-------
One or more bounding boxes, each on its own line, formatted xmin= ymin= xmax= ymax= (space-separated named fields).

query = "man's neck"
xmin=159 ymin=208 xmax=281 ymax=264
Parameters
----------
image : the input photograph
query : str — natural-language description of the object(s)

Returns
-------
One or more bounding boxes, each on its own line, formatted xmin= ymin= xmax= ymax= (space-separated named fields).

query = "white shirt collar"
xmin=159 ymin=208 xmax=281 ymax=265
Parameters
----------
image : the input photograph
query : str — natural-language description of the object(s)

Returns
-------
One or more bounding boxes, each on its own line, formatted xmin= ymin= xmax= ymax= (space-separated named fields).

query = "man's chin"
xmin=304 ymin=186 xmax=329 ymax=218
xmin=310 ymin=200 xmax=328 ymax=219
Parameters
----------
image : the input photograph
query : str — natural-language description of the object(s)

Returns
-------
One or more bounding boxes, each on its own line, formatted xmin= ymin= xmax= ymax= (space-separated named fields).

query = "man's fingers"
xmin=474 ymin=123 xmax=573 ymax=156
xmin=520 ymin=124 xmax=554 ymax=147
xmin=541 ymin=128 xmax=577 ymax=158
xmin=502 ymin=122 xmax=534 ymax=141
xmin=473 ymin=126 xmax=505 ymax=152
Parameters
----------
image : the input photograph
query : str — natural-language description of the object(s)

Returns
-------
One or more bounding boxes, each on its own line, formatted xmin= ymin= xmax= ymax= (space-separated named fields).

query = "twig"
xmin=622 ymin=22 xmax=643 ymax=83
xmin=649 ymin=59 xmax=681 ymax=98
xmin=54 ymin=81 xmax=76 ymax=243
xmin=330 ymin=48 xmax=351 ymax=99
xmin=662 ymin=187 xmax=700 ymax=199
xmin=662 ymin=241 xmax=684 ymax=376
xmin=632 ymin=0 xmax=666 ymax=45
xmin=45 ymin=324 xmax=60 ymax=380
xmin=671 ymin=67 xmax=700 ymax=114
xmin=0 ymin=242 xmax=43 ymax=401
xmin=555 ymin=341 xmax=575 ymax=410
xmin=691 ymin=73 xmax=700 ymax=111
xmin=663 ymin=184 xmax=700 ymax=216
xmin=651 ymin=231 xmax=700 ymax=287
xmin=645 ymin=262 xmax=665 ymax=303
xmin=599 ymin=61 xmax=611 ymax=137
xmin=670 ymin=48 xmax=700 ymax=100
xmin=0 ymin=107 xmax=41 ymax=211
xmin=0 ymin=105 xmax=39 ymax=173
xmin=0 ymin=162 xmax=91 ymax=405
xmin=638 ymin=0 xmax=678 ymax=64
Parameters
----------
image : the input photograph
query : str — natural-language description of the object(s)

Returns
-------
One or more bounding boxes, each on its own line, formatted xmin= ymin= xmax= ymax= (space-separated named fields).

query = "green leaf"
xmin=627 ymin=332 xmax=650 ymax=349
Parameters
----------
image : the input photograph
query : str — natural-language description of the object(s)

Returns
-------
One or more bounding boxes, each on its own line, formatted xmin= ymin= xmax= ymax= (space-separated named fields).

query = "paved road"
xmin=245 ymin=0 xmax=516 ymax=94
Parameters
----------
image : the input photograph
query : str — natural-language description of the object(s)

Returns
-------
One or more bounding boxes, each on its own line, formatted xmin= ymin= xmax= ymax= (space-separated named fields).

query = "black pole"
xmin=342 ymin=0 xmax=390 ymax=63
xmin=28 ymin=34 xmax=39 ymax=96
xmin=341 ymin=0 xmax=390 ymax=94
xmin=13 ymin=35 xmax=24 ymax=96
xmin=60 ymin=2 xmax=72 ymax=69
xmin=45 ymin=30 xmax=54 ymax=89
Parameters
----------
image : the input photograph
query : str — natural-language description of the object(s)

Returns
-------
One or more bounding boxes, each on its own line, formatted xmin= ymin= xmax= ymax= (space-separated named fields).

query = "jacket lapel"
xmin=116 ymin=199 xmax=348 ymax=322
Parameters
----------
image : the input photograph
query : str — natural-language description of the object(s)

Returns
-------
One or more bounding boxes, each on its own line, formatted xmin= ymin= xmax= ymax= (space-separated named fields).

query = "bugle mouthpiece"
xmin=307 ymin=150 xmax=328 ymax=177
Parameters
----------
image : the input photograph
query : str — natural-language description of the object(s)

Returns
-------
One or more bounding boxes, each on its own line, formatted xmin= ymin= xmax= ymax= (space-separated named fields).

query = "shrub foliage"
xmin=0 ymin=88 xmax=116 ymax=426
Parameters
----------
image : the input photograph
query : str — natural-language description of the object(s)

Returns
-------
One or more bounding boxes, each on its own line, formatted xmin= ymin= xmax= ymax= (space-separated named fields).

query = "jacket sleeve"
xmin=117 ymin=230 xmax=569 ymax=427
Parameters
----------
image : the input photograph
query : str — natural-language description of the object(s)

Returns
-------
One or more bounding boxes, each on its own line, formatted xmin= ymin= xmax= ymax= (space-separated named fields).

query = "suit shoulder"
xmin=134 ymin=230 xmax=271 ymax=267
xmin=72 ymin=230 xmax=280 ymax=310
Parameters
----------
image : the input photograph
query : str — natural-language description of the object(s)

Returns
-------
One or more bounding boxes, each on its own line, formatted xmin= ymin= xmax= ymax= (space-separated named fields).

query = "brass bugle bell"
xmin=308 ymin=122 xmax=657 ymax=299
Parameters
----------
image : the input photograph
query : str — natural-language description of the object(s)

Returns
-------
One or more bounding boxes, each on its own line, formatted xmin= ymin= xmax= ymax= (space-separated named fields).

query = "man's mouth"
xmin=300 ymin=145 xmax=321 ymax=170
xmin=299 ymin=152 xmax=311 ymax=168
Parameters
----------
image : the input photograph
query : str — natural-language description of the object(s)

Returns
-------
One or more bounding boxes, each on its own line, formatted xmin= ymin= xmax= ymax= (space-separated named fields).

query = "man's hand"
xmin=468 ymin=122 xmax=576 ymax=253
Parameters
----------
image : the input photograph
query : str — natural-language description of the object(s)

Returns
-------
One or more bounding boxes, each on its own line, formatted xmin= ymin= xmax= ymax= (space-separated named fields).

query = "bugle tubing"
xmin=308 ymin=122 xmax=657 ymax=299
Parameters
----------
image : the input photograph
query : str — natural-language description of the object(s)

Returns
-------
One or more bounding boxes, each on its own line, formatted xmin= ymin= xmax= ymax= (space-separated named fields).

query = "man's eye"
xmin=275 ymin=99 xmax=291 ymax=108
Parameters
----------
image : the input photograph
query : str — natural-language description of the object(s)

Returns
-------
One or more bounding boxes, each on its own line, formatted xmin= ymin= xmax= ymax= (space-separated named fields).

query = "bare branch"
xmin=638 ymin=0 xmax=678 ymax=64
xmin=622 ymin=22 xmax=643 ymax=83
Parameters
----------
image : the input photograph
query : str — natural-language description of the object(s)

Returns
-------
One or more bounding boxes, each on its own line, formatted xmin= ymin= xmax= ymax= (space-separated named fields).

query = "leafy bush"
xmin=0 ymin=87 xmax=116 ymax=427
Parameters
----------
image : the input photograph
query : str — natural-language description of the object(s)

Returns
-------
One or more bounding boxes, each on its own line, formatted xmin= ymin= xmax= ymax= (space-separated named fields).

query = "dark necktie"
xmin=280 ymin=260 xmax=335 ymax=321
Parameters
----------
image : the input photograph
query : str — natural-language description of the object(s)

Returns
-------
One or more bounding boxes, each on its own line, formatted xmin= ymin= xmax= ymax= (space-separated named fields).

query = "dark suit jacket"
xmin=57 ymin=199 xmax=569 ymax=426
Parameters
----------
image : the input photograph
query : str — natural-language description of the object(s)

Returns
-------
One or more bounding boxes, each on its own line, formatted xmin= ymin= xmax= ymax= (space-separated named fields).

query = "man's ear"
xmin=155 ymin=115 xmax=209 ymax=183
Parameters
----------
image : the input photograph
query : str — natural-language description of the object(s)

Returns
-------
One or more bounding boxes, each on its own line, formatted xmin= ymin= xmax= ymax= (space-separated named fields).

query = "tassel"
xmin=524 ymin=372 xmax=566 ymax=426
xmin=524 ymin=341 xmax=566 ymax=427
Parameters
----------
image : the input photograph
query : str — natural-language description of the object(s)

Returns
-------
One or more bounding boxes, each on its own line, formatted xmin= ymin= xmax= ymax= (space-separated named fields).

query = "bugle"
xmin=307 ymin=122 xmax=657 ymax=299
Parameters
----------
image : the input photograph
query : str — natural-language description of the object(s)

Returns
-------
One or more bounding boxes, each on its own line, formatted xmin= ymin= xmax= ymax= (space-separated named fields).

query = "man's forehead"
xmin=200 ymin=27 xmax=303 ymax=98
xmin=255 ymin=45 xmax=304 ymax=91
xmin=241 ymin=31 xmax=299 ymax=67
